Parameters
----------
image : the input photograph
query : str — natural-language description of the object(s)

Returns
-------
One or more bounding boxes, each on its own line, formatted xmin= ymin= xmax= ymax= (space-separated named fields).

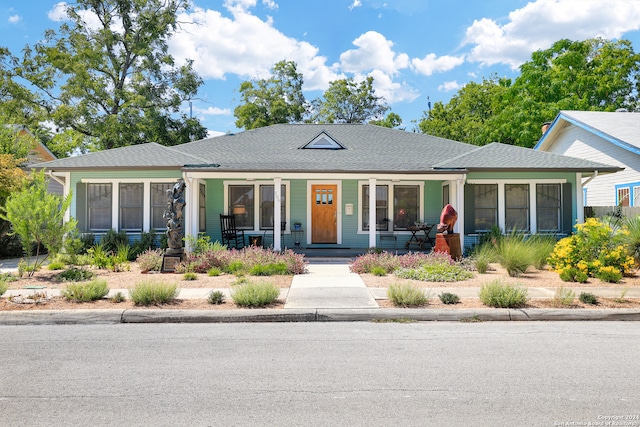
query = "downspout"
xmin=47 ymin=171 xmax=65 ymax=187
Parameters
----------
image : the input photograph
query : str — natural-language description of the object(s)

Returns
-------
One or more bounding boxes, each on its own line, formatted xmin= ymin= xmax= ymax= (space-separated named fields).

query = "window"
xmin=119 ymin=183 xmax=143 ymax=231
xmin=362 ymin=185 xmax=389 ymax=231
xmin=150 ymin=183 xmax=172 ymax=230
xmin=442 ymin=184 xmax=450 ymax=208
xmin=259 ymin=185 xmax=286 ymax=230
xmin=474 ymin=184 xmax=498 ymax=232
xmin=537 ymin=184 xmax=561 ymax=232
xmin=618 ymin=187 xmax=630 ymax=207
xmin=88 ymin=183 xmax=112 ymax=231
xmin=393 ymin=185 xmax=419 ymax=230
xmin=199 ymin=183 xmax=206 ymax=232
xmin=634 ymin=187 xmax=640 ymax=207
xmin=229 ymin=185 xmax=254 ymax=229
xmin=505 ymin=184 xmax=529 ymax=232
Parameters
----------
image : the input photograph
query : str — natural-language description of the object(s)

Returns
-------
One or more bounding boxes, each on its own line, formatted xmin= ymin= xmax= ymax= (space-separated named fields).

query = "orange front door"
xmin=311 ymin=184 xmax=337 ymax=243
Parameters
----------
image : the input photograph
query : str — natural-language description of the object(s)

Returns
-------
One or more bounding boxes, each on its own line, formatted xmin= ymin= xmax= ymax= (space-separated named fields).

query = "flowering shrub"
xmin=547 ymin=218 xmax=634 ymax=282
xmin=350 ymin=251 xmax=452 ymax=274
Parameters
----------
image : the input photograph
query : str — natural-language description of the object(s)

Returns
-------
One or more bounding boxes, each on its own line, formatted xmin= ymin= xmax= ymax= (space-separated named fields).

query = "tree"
xmin=311 ymin=76 xmax=389 ymax=123
xmin=370 ymin=112 xmax=403 ymax=129
xmin=0 ymin=171 xmax=76 ymax=275
xmin=418 ymin=38 xmax=640 ymax=148
xmin=234 ymin=60 xmax=307 ymax=130
xmin=13 ymin=0 xmax=207 ymax=152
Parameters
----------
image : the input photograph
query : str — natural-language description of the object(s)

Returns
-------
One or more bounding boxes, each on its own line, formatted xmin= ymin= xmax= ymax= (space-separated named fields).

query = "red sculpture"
xmin=437 ymin=204 xmax=458 ymax=233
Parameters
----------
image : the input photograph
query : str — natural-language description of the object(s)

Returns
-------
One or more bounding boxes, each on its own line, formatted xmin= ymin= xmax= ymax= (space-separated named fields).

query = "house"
xmin=33 ymin=123 xmax=620 ymax=254
xmin=535 ymin=110 xmax=640 ymax=207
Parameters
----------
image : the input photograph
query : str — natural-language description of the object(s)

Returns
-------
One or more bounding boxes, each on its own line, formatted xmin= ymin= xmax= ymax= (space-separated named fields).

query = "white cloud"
xmin=438 ymin=81 xmax=462 ymax=92
xmin=192 ymin=106 xmax=232 ymax=116
xmin=463 ymin=0 xmax=640 ymax=69
xmin=168 ymin=6 xmax=339 ymax=90
xmin=262 ymin=0 xmax=278 ymax=9
xmin=349 ymin=0 xmax=362 ymax=11
xmin=340 ymin=31 xmax=410 ymax=76
xmin=47 ymin=1 xmax=105 ymax=30
xmin=8 ymin=14 xmax=21 ymax=24
xmin=368 ymin=69 xmax=419 ymax=104
xmin=47 ymin=2 xmax=68 ymax=21
xmin=411 ymin=53 xmax=465 ymax=76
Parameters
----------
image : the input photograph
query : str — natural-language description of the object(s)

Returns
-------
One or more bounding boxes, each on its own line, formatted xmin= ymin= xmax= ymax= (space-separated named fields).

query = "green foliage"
xmin=387 ymin=283 xmax=429 ymax=307
xmin=558 ymin=267 xmax=589 ymax=283
xmin=47 ymin=260 xmax=66 ymax=270
xmin=579 ymin=292 xmax=598 ymax=305
xmin=479 ymin=280 xmax=528 ymax=308
xmin=614 ymin=289 xmax=629 ymax=304
xmin=620 ymin=215 xmax=640 ymax=266
xmin=87 ymin=242 xmax=130 ymax=272
xmin=249 ymin=262 xmax=289 ymax=276
xmin=527 ymin=235 xmax=557 ymax=270
xmin=0 ymin=170 xmax=76 ymax=275
xmin=207 ymin=290 xmax=226 ymax=305
xmin=56 ymin=267 xmax=95 ymax=282
xmin=136 ymin=248 xmax=163 ymax=273
xmin=395 ymin=262 xmax=473 ymax=282
xmin=111 ymin=291 xmax=126 ymax=303
xmin=551 ymin=287 xmax=575 ymax=307
xmin=13 ymin=0 xmax=206 ymax=153
xmin=370 ymin=266 xmax=387 ymax=276
xmin=234 ymin=60 xmax=307 ymax=130
xmin=369 ymin=112 xmax=403 ymax=129
xmin=548 ymin=217 xmax=634 ymax=281
xmin=0 ymin=272 xmax=17 ymax=283
xmin=129 ymin=280 xmax=179 ymax=305
xmin=0 ymin=279 xmax=8 ymax=296
xmin=438 ymin=292 xmax=460 ymax=305
xmin=131 ymin=231 xmax=157 ymax=258
xmin=595 ymin=266 xmax=622 ymax=283
xmin=471 ymin=243 xmax=498 ymax=273
xmin=231 ymin=280 xmax=280 ymax=307
xmin=61 ymin=279 xmax=109 ymax=302
xmin=101 ymin=229 xmax=128 ymax=254
xmin=207 ymin=267 xmax=222 ymax=277
xmin=495 ymin=234 xmax=533 ymax=277
xmin=311 ymin=76 xmax=389 ymax=123
xmin=226 ymin=260 xmax=247 ymax=275
xmin=185 ymin=234 xmax=226 ymax=255
xmin=182 ymin=272 xmax=198 ymax=281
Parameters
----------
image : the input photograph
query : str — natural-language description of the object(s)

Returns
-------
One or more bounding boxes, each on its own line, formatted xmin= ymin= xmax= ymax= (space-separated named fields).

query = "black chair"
xmin=220 ymin=214 xmax=245 ymax=249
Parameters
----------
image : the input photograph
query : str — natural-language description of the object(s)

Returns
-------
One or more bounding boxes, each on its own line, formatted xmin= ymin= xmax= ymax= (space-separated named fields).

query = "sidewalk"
xmin=2 ymin=259 xmax=640 ymax=324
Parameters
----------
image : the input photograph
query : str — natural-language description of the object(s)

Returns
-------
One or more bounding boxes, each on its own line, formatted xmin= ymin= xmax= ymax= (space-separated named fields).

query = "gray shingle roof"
xmin=34 ymin=123 xmax=619 ymax=174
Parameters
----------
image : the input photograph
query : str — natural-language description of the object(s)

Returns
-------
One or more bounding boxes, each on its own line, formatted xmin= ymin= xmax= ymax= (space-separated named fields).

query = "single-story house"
xmin=33 ymin=123 xmax=620 ymax=254
xmin=535 ymin=110 xmax=640 ymax=207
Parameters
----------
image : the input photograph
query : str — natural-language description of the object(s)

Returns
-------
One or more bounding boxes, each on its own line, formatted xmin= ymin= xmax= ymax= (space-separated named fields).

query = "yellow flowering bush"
xmin=548 ymin=217 xmax=634 ymax=282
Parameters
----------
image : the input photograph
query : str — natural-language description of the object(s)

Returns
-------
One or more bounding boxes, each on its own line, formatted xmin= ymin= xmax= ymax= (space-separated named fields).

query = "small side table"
xmin=291 ymin=229 xmax=304 ymax=247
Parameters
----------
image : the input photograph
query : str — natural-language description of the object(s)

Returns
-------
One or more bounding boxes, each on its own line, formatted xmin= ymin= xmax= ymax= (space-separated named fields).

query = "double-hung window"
xmin=227 ymin=182 xmax=288 ymax=231
xmin=150 ymin=183 xmax=173 ymax=230
xmin=87 ymin=183 xmax=112 ymax=231
xmin=393 ymin=185 xmax=419 ymax=230
xmin=119 ymin=183 xmax=143 ymax=231
xmin=199 ymin=183 xmax=207 ymax=232
xmin=537 ymin=184 xmax=561 ymax=232
xmin=361 ymin=183 xmax=420 ymax=231
xmin=474 ymin=184 xmax=498 ymax=232
xmin=505 ymin=184 xmax=529 ymax=232
xmin=362 ymin=185 xmax=389 ymax=231
xmin=259 ymin=184 xmax=287 ymax=230
xmin=229 ymin=185 xmax=254 ymax=229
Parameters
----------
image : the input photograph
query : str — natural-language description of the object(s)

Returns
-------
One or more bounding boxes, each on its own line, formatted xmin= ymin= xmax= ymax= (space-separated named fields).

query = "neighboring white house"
xmin=535 ymin=110 xmax=639 ymax=207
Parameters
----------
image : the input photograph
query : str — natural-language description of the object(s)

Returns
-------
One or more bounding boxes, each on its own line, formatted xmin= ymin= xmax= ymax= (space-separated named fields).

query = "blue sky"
xmin=3 ymin=0 xmax=640 ymax=137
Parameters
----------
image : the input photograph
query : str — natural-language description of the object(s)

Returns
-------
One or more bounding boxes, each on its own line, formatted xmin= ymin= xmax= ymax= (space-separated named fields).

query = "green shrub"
xmin=101 ymin=229 xmax=128 ymax=254
xmin=129 ymin=280 xmax=179 ymax=305
xmin=472 ymin=243 xmax=497 ymax=274
xmin=136 ymin=248 xmax=163 ymax=273
xmin=595 ymin=266 xmax=622 ymax=283
xmin=207 ymin=267 xmax=222 ymax=277
xmin=621 ymin=215 xmax=640 ymax=266
xmin=249 ymin=262 xmax=289 ymax=276
xmin=0 ymin=272 xmax=17 ymax=283
xmin=61 ymin=279 xmax=110 ymax=302
xmin=495 ymin=235 xmax=533 ymax=277
xmin=558 ymin=266 xmax=589 ymax=283
xmin=387 ymin=283 xmax=429 ymax=307
xmin=395 ymin=263 xmax=472 ymax=282
xmin=579 ymin=292 xmax=598 ymax=305
xmin=111 ymin=291 xmax=126 ymax=303
xmin=231 ymin=280 xmax=280 ymax=307
xmin=207 ymin=290 xmax=226 ymax=305
xmin=0 ymin=279 xmax=8 ymax=297
xmin=47 ymin=260 xmax=66 ymax=270
xmin=183 ymin=272 xmax=198 ymax=281
xmin=226 ymin=260 xmax=247 ymax=275
xmin=88 ymin=243 xmax=110 ymax=269
xmin=131 ymin=231 xmax=157 ymax=259
xmin=439 ymin=292 xmax=460 ymax=305
xmin=479 ymin=280 xmax=528 ymax=308
xmin=551 ymin=287 xmax=575 ymax=307
xmin=370 ymin=266 xmax=387 ymax=276
xmin=527 ymin=235 xmax=557 ymax=270
xmin=56 ymin=267 xmax=95 ymax=282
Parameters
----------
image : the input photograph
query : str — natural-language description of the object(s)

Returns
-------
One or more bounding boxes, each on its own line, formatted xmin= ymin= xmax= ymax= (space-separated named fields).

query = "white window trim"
xmin=467 ymin=179 xmax=566 ymax=234
xmin=357 ymin=181 xmax=425 ymax=234
xmin=223 ymin=180 xmax=291 ymax=233
xmin=81 ymin=178 xmax=178 ymax=232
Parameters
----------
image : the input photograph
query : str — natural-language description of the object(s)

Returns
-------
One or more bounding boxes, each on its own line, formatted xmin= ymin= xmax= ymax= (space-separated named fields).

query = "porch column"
xmin=455 ymin=179 xmax=465 ymax=250
xmin=576 ymin=173 xmax=584 ymax=225
xmin=274 ymin=177 xmax=282 ymax=251
xmin=369 ymin=178 xmax=376 ymax=248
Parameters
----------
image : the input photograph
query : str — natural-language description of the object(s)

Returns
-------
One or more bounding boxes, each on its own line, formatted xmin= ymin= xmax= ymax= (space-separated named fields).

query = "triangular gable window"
xmin=301 ymin=131 xmax=345 ymax=150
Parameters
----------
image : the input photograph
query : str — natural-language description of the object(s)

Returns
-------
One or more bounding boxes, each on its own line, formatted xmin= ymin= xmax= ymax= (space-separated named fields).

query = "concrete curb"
xmin=2 ymin=308 xmax=640 ymax=324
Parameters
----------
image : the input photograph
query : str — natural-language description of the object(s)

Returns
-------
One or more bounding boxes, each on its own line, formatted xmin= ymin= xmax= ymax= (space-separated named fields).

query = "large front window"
xmin=119 ymin=183 xmax=143 ymax=231
xmin=259 ymin=185 xmax=287 ymax=230
xmin=227 ymin=182 xmax=289 ymax=231
xmin=229 ymin=185 xmax=254 ymax=229
xmin=474 ymin=184 xmax=498 ymax=232
xmin=505 ymin=184 xmax=529 ymax=232
xmin=151 ymin=183 xmax=173 ymax=230
xmin=361 ymin=183 xmax=421 ymax=231
xmin=88 ymin=183 xmax=112 ymax=231
xmin=393 ymin=185 xmax=419 ymax=230
xmin=537 ymin=184 xmax=561 ymax=232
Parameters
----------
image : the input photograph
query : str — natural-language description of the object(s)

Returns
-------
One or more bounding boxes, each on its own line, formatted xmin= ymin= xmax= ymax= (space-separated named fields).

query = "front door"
xmin=311 ymin=184 xmax=337 ymax=243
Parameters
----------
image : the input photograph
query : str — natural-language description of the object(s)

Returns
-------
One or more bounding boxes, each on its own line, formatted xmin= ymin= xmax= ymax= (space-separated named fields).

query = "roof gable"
xmin=300 ymin=131 xmax=345 ymax=150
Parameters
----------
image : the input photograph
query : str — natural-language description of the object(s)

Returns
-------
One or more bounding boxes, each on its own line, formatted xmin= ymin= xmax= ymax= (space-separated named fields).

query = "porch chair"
xmin=220 ymin=214 xmax=245 ymax=249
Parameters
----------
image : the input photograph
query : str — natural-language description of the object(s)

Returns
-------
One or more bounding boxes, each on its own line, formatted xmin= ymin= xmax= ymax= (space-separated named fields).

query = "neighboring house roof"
xmin=34 ymin=123 xmax=617 ymax=174
xmin=535 ymin=110 xmax=640 ymax=155
xmin=4 ymin=125 xmax=56 ymax=164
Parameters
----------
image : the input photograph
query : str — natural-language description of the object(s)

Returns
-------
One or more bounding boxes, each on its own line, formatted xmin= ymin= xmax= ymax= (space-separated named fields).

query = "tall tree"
xmin=13 ymin=0 xmax=207 ymax=152
xmin=234 ymin=60 xmax=307 ymax=130
xmin=418 ymin=38 xmax=640 ymax=147
xmin=311 ymin=76 xmax=389 ymax=123
xmin=370 ymin=112 xmax=403 ymax=129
